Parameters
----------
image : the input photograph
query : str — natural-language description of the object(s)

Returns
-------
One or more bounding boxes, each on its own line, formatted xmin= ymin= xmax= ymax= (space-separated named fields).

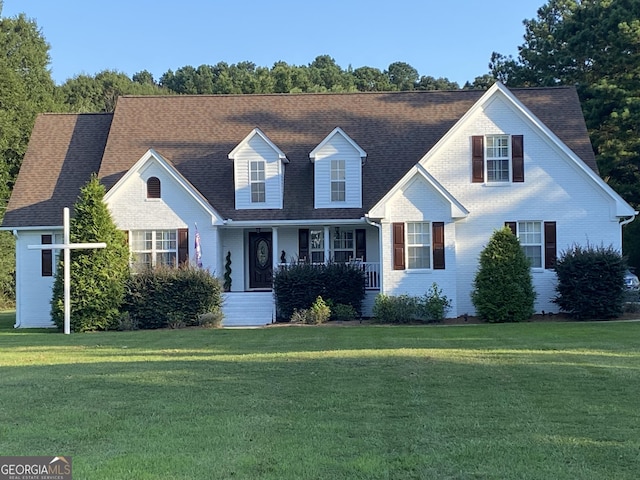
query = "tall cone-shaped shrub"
xmin=51 ymin=174 xmax=129 ymax=331
xmin=472 ymin=226 xmax=536 ymax=322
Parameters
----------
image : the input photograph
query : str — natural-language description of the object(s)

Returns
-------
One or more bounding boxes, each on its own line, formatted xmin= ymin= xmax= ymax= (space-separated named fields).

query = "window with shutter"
xmin=392 ymin=223 xmax=405 ymax=270
xmin=432 ymin=222 xmax=445 ymax=270
xmin=506 ymin=221 xmax=556 ymax=269
xmin=472 ymin=136 xmax=484 ymax=183
xmin=41 ymin=235 xmax=52 ymax=277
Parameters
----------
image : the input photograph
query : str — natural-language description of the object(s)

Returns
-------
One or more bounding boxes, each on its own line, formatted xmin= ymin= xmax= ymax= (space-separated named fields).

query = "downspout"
xmin=619 ymin=213 xmax=638 ymax=253
xmin=363 ymin=216 xmax=383 ymax=293
xmin=12 ymin=229 xmax=20 ymax=328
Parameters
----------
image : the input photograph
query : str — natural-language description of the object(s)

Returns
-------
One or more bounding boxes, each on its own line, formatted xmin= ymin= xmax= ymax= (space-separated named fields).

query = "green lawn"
xmin=1 ymin=310 xmax=639 ymax=479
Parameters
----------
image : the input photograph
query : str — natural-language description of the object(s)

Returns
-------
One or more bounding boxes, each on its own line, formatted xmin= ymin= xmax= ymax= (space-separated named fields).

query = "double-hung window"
xmin=407 ymin=222 xmax=431 ymax=269
xmin=131 ymin=230 xmax=177 ymax=269
xmin=332 ymin=229 xmax=354 ymax=263
xmin=486 ymin=135 xmax=510 ymax=182
xmin=250 ymin=161 xmax=266 ymax=203
xmin=310 ymin=229 xmax=324 ymax=263
xmin=330 ymin=159 xmax=346 ymax=202
xmin=517 ymin=221 xmax=543 ymax=268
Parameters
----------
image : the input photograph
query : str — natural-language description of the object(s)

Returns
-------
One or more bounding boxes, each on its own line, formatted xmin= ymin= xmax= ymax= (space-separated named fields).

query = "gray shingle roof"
xmin=2 ymin=87 xmax=597 ymax=228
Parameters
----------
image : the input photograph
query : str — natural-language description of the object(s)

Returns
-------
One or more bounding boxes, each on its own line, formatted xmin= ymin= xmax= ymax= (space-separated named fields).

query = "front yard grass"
xmin=1 ymin=310 xmax=639 ymax=479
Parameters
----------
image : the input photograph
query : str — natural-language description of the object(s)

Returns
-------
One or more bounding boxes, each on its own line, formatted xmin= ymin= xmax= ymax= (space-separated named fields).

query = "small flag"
xmin=194 ymin=225 xmax=202 ymax=268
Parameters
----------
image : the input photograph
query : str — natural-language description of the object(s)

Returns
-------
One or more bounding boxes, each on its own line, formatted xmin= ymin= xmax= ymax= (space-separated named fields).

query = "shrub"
xmin=418 ymin=283 xmax=452 ymax=323
xmin=198 ymin=309 xmax=224 ymax=328
xmin=51 ymin=175 xmax=130 ymax=332
xmin=332 ymin=303 xmax=358 ymax=322
xmin=553 ymin=244 xmax=626 ymax=319
xmin=471 ymin=227 xmax=536 ymax=323
xmin=274 ymin=263 xmax=365 ymax=320
xmin=309 ymin=296 xmax=331 ymax=324
xmin=124 ymin=265 xmax=223 ymax=329
xmin=372 ymin=294 xmax=417 ymax=324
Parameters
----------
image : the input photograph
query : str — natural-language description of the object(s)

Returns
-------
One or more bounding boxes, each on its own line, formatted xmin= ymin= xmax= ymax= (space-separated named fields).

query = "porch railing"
xmin=277 ymin=261 xmax=380 ymax=290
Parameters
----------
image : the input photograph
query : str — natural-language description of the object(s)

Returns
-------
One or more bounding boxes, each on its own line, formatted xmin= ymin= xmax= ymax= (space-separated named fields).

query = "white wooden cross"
xmin=28 ymin=207 xmax=106 ymax=334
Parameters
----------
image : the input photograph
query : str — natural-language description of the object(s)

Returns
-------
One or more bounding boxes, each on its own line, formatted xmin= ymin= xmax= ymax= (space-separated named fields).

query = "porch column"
xmin=324 ymin=225 xmax=330 ymax=264
xmin=272 ymin=226 xmax=279 ymax=271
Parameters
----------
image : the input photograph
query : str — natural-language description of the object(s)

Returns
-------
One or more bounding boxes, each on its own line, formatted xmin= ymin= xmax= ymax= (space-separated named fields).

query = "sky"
xmin=2 ymin=0 xmax=545 ymax=86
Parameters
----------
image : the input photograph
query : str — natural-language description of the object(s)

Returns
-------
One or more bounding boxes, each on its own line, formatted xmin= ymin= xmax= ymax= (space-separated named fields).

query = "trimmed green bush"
xmin=553 ymin=244 xmax=626 ymax=319
xmin=124 ymin=265 xmax=223 ymax=329
xmin=471 ymin=227 xmax=536 ymax=323
xmin=372 ymin=293 xmax=417 ymax=324
xmin=332 ymin=303 xmax=358 ymax=321
xmin=274 ymin=263 xmax=365 ymax=320
xmin=51 ymin=175 xmax=130 ymax=332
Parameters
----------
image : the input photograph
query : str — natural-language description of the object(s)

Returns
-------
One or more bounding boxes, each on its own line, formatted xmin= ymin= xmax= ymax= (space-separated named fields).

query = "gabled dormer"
xmin=310 ymin=127 xmax=366 ymax=209
xmin=228 ymin=128 xmax=288 ymax=210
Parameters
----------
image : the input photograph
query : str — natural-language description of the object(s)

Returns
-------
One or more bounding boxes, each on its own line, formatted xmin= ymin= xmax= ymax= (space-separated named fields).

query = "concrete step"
xmin=222 ymin=292 xmax=274 ymax=327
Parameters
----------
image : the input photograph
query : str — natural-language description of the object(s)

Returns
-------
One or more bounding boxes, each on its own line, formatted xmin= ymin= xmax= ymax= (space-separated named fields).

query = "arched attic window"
xmin=147 ymin=177 xmax=161 ymax=199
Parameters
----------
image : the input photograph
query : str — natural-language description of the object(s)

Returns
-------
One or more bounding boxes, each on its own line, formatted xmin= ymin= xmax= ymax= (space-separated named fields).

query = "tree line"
xmin=1 ymin=0 xmax=640 ymax=307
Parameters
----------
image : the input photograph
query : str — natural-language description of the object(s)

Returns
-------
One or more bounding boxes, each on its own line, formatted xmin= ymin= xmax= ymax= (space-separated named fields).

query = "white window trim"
xmin=249 ymin=160 xmax=266 ymax=203
xmin=130 ymin=229 xmax=178 ymax=269
xmin=485 ymin=134 xmax=511 ymax=184
xmin=406 ymin=222 xmax=432 ymax=270
xmin=330 ymin=159 xmax=346 ymax=202
xmin=515 ymin=221 xmax=544 ymax=270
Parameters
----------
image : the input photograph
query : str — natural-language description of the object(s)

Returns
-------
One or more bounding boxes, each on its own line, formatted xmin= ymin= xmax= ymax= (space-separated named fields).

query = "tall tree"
xmin=51 ymin=175 xmax=130 ymax=332
xmin=386 ymin=61 xmax=419 ymax=91
xmin=0 ymin=10 xmax=57 ymax=197
xmin=491 ymin=0 xmax=640 ymax=267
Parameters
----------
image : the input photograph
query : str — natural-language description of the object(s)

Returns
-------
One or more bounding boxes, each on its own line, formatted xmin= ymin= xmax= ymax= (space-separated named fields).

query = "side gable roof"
xmin=2 ymin=113 xmax=112 ymax=228
xmin=3 ymin=86 xmax=603 ymax=227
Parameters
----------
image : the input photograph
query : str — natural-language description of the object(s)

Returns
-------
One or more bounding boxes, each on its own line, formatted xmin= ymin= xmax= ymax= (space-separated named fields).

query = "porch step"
xmin=222 ymin=292 xmax=274 ymax=327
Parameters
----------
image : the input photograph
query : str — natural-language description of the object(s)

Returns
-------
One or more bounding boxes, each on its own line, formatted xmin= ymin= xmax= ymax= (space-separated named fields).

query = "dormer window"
xmin=310 ymin=127 xmax=366 ymax=209
xmin=147 ymin=177 xmax=161 ymax=198
xmin=330 ymin=159 xmax=346 ymax=202
xmin=250 ymin=161 xmax=266 ymax=203
xmin=229 ymin=128 xmax=288 ymax=210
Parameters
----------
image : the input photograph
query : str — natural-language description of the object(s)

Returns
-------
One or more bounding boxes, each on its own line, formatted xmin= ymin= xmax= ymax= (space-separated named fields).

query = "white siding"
xmin=381 ymin=176 xmax=459 ymax=315
xmin=220 ymin=229 xmax=245 ymax=292
xmin=234 ymin=135 xmax=284 ymax=210
xmin=14 ymin=230 xmax=62 ymax=328
xmin=106 ymin=160 xmax=221 ymax=274
xmin=422 ymin=94 xmax=623 ymax=316
xmin=314 ymin=134 xmax=362 ymax=209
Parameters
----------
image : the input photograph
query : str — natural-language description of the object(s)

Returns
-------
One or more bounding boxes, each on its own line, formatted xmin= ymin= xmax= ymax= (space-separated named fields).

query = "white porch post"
xmin=28 ymin=207 xmax=106 ymax=334
xmin=272 ymin=226 xmax=279 ymax=271
xmin=324 ymin=225 xmax=330 ymax=263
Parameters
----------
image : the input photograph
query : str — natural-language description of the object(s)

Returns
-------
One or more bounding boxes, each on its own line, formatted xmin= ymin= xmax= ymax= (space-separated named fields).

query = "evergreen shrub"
xmin=553 ymin=244 xmax=626 ymax=319
xmin=124 ymin=265 xmax=222 ymax=329
xmin=273 ymin=263 xmax=365 ymax=320
xmin=471 ymin=227 xmax=536 ymax=323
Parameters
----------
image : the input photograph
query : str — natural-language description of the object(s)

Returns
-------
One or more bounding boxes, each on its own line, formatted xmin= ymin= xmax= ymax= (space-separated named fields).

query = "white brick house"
xmin=2 ymin=83 xmax=635 ymax=327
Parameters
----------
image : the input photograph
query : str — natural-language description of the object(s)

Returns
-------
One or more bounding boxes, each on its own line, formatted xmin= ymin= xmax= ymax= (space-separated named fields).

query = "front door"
xmin=249 ymin=232 xmax=273 ymax=289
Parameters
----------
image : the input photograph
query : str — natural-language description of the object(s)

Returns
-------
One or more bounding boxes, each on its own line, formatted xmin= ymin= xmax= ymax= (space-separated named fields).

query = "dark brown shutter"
xmin=355 ymin=229 xmax=366 ymax=261
xmin=393 ymin=222 xmax=405 ymax=270
xmin=505 ymin=222 xmax=517 ymax=236
xmin=147 ymin=177 xmax=161 ymax=198
xmin=178 ymin=228 xmax=189 ymax=265
xmin=298 ymin=229 xmax=309 ymax=262
xmin=432 ymin=222 xmax=445 ymax=270
xmin=512 ymin=135 xmax=524 ymax=182
xmin=544 ymin=222 xmax=557 ymax=269
xmin=472 ymin=135 xmax=484 ymax=183
xmin=41 ymin=235 xmax=53 ymax=277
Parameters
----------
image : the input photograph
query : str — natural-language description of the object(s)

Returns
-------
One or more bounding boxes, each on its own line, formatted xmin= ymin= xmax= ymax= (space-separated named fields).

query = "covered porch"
xmin=219 ymin=220 xmax=381 ymax=325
